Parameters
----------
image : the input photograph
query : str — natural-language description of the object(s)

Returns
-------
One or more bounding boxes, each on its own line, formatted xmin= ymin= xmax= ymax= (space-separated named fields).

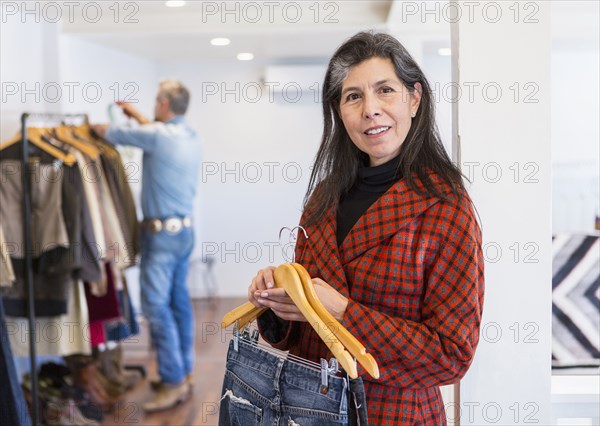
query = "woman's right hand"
xmin=248 ymin=266 xmax=276 ymax=307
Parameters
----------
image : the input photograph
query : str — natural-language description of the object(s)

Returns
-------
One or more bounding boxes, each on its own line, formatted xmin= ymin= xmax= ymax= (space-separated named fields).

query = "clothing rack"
xmin=19 ymin=112 xmax=89 ymax=426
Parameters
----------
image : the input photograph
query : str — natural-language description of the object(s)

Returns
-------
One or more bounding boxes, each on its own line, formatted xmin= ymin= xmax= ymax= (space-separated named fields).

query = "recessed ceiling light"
xmin=237 ymin=53 xmax=254 ymax=61
xmin=211 ymin=38 xmax=231 ymax=46
xmin=438 ymin=48 xmax=452 ymax=56
xmin=165 ymin=1 xmax=186 ymax=7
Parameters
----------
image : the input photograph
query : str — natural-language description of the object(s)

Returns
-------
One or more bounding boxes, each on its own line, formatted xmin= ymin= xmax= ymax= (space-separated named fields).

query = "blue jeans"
xmin=140 ymin=227 xmax=194 ymax=385
xmin=0 ymin=294 xmax=32 ymax=426
xmin=219 ymin=340 xmax=368 ymax=425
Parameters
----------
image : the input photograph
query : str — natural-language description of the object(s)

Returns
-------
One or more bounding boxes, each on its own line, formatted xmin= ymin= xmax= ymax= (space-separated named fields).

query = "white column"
xmin=454 ymin=1 xmax=552 ymax=425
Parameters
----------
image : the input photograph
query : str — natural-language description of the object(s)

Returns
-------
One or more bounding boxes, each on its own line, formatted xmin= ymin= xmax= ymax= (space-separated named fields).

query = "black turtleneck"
xmin=336 ymin=155 xmax=403 ymax=246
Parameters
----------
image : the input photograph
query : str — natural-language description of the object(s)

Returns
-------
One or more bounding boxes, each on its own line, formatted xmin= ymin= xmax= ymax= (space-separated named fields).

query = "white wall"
xmin=0 ymin=21 xmax=158 ymax=133
xmin=156 ymin=60 xmax=324 ymax=297
xmin=422 ymin=47 xmax=453 ymax=155
xmin=551 ymin=45 xmax=599 ymax=233
xmin=0 ymin=19 xmax=56 ymax=138
xmin=58 ymin=35 xmax=158 ymax=122
xmin=456 ymin=2 xmax=552 ymax=424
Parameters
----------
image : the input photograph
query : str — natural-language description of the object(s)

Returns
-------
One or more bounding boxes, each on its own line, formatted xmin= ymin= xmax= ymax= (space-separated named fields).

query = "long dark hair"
xmin=303 ymin=31 xmax=466 ymax=225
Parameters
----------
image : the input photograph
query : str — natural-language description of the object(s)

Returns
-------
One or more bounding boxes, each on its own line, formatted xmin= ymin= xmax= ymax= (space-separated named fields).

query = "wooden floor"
xmin=101 ymin=297 xmax=246 ymax=426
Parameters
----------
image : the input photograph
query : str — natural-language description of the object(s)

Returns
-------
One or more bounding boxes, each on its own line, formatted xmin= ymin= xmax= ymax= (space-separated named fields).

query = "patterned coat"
xmin=260 ymin=173 xmax=484 ymax=425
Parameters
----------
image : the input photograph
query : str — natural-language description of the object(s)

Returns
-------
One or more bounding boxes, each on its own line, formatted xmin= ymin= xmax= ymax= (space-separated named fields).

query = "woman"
xmin=249 ymin=31 xmax=484 ymax=425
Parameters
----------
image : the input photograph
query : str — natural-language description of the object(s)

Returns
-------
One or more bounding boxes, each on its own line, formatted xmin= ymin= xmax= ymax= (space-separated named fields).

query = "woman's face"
xmin=338 ymin=57 xmax=421 ymax=167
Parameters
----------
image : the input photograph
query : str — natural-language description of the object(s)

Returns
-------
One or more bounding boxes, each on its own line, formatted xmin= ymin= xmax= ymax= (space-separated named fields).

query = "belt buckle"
xmin=149 ymin=219 xmax=162 ymax=233
xmin=164 ymin=218 xmax=182 ymax=234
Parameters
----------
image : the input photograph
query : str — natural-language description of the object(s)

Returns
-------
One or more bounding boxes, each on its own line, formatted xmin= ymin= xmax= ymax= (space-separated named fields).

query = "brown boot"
xmin=65 ymin=355 xmax=118 ymax=412
xmin=142 ymin=381 xmax=190 ymax=413
xmin=95 ymin=366 xmax=126 ymax=397
xmin=94 ymin=348 xmax=127 ymax=396
xmin=151 ymin=373 xmax=193 ymax=392
xmin=107 ymin=345 xmax=141 ymax=390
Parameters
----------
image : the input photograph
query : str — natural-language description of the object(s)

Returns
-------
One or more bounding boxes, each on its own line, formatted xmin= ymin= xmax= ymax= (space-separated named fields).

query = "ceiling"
xmin=61 ymin=0 xmax=446 ymax=62
xmin=61 ymin=0 xmax=598 ymax=62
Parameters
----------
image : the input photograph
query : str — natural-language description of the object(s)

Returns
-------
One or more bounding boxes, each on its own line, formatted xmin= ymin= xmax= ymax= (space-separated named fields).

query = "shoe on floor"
xmin=142 ymin=381 xmax=190 ymax=413
xmin=151 ymin=374 xmax=194 ymax=391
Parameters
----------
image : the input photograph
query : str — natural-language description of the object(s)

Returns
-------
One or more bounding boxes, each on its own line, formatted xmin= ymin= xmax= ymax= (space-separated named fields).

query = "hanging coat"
xmin=259 ymin=172 xmax=485 ymax=425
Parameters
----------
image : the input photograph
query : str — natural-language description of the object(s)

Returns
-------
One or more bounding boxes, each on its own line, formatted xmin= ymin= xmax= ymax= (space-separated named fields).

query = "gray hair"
xmin=325 ymin=31 xmax=423 ymax=110
xmin=303 ymin=31 xmax=464 ymax=225
xmin=158 ymin=79 xmax=190 ymax=115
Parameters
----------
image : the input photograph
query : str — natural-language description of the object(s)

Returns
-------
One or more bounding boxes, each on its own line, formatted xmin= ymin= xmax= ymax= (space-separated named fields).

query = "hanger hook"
xmin=278 ymin=227 xmax=294 ymax=263
xmin=278 ymin=226 xmax=293 ymax=245
xmin=278 ymin=226 xmax=308 ymax=263
xmin=290 ymin=226 xmax=308 ymax=240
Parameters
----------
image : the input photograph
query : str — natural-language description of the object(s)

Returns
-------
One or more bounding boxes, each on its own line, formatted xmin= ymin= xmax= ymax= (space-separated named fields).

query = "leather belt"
xmin=142 ymin=216 xmax=191 ymax=234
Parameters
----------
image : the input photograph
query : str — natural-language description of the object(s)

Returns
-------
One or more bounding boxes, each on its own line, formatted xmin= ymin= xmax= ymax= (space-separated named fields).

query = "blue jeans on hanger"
xmin=219 ymin=339 xmax=369 ymax=426
xmin=140 ymin=227 xmax=194 ymax=385
xmin=0 ymin=294 xmax=32 ymax=426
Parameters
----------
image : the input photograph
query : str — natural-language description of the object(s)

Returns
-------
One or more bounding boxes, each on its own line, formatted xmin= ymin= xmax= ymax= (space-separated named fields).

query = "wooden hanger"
xmin=71 ymin=124 xmax=93 ymax=140
xmin=72 ymin=125 xmax=120 ymax=159
xmin=273 ymin=264 xmax=358 ymax=378
xmin=291 ymin=263 xmax=379 ymax=379
xmin=221 ymin=266 xmax=358 ymax=377
xmin=0 ymin=128 xmax=76 ymax=166
xmin=221 ymin=264 xmax=381 ymax=378
xmin=221 ymin=301 xmax=264 ymax=330
xmin=236 ymin=306 xmax=266 ymax=331
xmin=0 ymin=131 xmax=25 ymax=150
xmin=0 ymin=127 xmax=52 ymax=151
xmin=53 ymin=125 xmax=100 ymax=159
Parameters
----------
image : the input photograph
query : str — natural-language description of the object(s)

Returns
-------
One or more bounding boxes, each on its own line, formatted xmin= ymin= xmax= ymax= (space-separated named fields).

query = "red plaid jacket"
xmin=261 ymin=173 xmax=484 ymax=425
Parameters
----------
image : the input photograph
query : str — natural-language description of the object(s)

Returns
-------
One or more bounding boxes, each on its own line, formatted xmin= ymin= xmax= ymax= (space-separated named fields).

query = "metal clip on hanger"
xmin=224 ymin=267 xmax=359 ymax=377
xmin=291 ymin=263 xmax=379 ymax=379
xmin=232 ymin=322 xmax=342 ymax=394
xmin=226 ymin=269 xmax=379 ymax=379
xmin=272 ymin=263 xmax=358 ymax=378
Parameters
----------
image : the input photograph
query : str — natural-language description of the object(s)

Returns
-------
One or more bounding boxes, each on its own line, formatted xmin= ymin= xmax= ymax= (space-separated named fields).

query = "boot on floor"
xmin=142 ymin=381 xmax=190 ymax=413
xmin=105 ymin=345 xmax=142 ymax=390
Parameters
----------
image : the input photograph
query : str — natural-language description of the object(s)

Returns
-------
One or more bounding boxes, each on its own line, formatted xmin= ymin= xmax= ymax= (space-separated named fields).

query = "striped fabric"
xmin=552 ymin=234 xmax=600 ymax=369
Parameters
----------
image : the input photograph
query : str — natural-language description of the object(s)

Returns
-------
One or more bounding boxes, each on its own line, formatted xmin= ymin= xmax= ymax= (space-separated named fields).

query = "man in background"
xmin=92 ymin=79 xmax=201 ymax=412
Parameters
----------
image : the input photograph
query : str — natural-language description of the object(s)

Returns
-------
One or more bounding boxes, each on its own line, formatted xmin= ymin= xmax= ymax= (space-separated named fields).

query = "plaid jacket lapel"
xmin=303 ymin=206 xmax=350 ymax=296
xmin=298 ymin=176 xmax=442 ymax=295
xmin=338 ymin=178 xmax=440 ymax=267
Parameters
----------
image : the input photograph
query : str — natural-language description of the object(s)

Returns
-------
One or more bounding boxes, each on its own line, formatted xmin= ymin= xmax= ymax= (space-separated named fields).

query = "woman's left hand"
xmin=254 ymin=277 xmax=348 ymax=322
